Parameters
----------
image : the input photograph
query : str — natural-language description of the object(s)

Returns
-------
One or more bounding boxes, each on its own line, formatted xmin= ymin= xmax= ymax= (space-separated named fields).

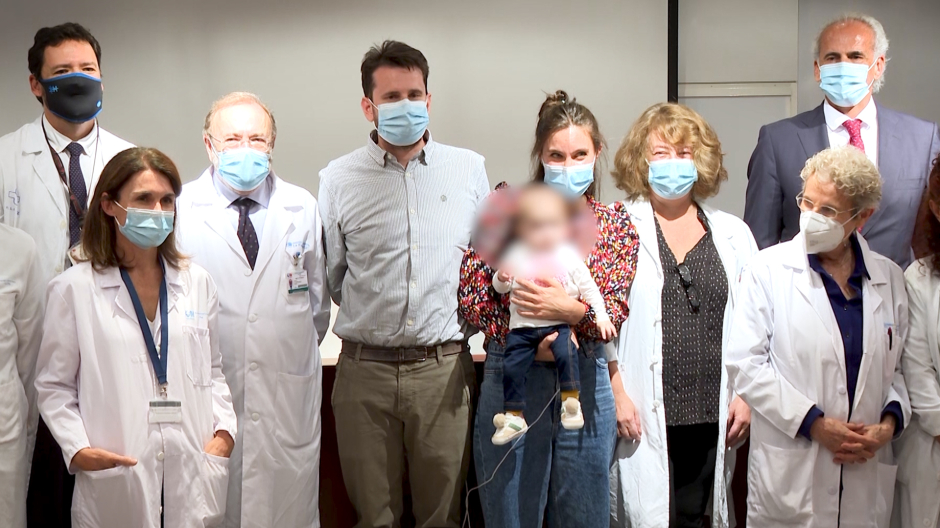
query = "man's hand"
xmin=597 ymin=320 xmax=618 ymax=341
xmin=810 ymin=417 xmax=874 ymax=464
xmin=71 ymin=447 xmax=138 ymax=472
xmin=726 ymin=396 xmax=751 ymax=448
xmin=205 ymin=430 xmax=235 ymax=458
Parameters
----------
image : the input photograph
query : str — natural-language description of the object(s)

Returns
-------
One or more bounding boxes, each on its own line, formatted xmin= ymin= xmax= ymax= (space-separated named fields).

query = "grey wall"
xmin=798 ymin=0 xmax=940 ymax=126
xmin=0 ymin=0 xmax=669 ymax=202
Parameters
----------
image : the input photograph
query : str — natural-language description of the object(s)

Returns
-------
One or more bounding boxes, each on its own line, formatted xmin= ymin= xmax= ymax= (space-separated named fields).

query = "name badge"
xmin=149 ymin=400 xmax=182 ymax=423
xmin=287 ymin=269 xmax=309 ymax=294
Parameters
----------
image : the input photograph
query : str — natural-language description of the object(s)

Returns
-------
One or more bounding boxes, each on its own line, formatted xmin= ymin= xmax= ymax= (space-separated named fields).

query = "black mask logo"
xmin=40 ymin=73 xmax=103 ymax=123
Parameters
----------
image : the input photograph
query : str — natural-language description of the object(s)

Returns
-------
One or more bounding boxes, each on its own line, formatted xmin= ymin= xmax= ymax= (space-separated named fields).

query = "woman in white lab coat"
xmin=35 ymin=147 xmax=238 ymax=528
xmin=0 ymin=225 xmax=43 ymax=528
xmin=726 ymin=146 xmax=909 ymax=528
xmin=609 ymin=103 xmax=756 ymax=528
xmin=895 ymin=155 xmax=940 ymax=528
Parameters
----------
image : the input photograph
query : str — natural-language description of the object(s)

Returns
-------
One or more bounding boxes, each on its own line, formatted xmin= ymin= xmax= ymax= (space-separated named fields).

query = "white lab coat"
xmin=0 ymin=225 xmax=43 ymax=528
xmin=34 ymin=261 xmax=238 ymax=528
xmin=176 ymin=170 xmax=331 ymax=528
xmin=894 ymin=258 xmax=940 ymax=528
xmin=726 ymin=234 xmax=910 ymax=528
xmin=609 ymin=201 xmax=757 ymax=528
xmin=0 ymin=115 xmax=133 ymax=286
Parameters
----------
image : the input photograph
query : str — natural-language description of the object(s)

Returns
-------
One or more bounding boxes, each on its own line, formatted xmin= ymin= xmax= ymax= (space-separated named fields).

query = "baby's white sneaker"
xmin=492 ymin=413 xmax=528 ymax=445
xmin=561 ymin=397 xmax=584 ymax=430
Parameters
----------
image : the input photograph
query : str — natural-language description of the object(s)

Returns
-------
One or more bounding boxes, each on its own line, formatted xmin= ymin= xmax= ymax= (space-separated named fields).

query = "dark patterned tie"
xmin=65 ymin=142 xmax=86 ymax=246
xmin=234 ymin=197 xmax=259 ymax=269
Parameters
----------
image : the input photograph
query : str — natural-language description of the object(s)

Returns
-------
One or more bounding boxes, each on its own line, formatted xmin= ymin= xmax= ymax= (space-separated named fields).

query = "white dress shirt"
xmin=211 ymin=170 xmax=273 ymax=239
xmin=824 ymin=98 xmax=879 ymax=166
xmin=319 ymin=131 xmax=490 ymax=347
xmin=41 ymin=115 xmax=99 ymax=193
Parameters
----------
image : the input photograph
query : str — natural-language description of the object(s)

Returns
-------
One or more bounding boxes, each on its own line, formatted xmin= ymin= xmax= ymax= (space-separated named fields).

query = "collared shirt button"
xmin=652 ymin=401 xmax=661 ymax=409
xmin=251 ymin=412 xmax=260 ymax=422
xmin=411 ymin=281 xmax=417 ymax=289
xmin=249 ymin=362 xmax=258 ymax=371
xmin=248 ymin=314 xmax=258 ymax=323
xmin=838 ymin=387 xmax=847 ymax=395
xmin=60 ymin=220 xmax=67 ymax=229
xmin=244 ymin=270 xmax=252 ymax=277
xmin=410 ymin=208 xmax=416 ymax=214
xmin=405 ymin=172 xmax=412 ymax=178
xmin=412 ymin=244 xmax=417 ymax=250
xmin=407 ymin=319 xmax=414 ymax=326
xmin=156 ymin=451 xmax=165 ymax=461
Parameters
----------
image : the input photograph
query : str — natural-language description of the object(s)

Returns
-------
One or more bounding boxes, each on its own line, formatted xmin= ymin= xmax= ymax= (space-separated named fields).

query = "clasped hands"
xmin=810 ymin=415 xmax=895 ymax=464
xmin=71 ymin=430 xmax=235 ymax=472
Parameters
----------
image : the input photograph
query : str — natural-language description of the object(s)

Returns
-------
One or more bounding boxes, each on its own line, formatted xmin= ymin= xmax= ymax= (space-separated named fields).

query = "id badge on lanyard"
xmin=120 ymin=262 xmax=183 ymax=424
xmin=287 ymin=232 xmax=310 ymax=294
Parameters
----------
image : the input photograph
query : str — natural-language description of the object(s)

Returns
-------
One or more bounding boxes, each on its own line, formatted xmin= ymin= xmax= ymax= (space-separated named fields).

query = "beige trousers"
xmin=333 ymin=348 xmax=475 ymax=528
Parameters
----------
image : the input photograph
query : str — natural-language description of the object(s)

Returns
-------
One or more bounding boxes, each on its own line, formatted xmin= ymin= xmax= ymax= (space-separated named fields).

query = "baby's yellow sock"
xmin=561 ymin=390 xmax=580 ymax=402
xmin=507 ymin=410 xmax=524 ymax=417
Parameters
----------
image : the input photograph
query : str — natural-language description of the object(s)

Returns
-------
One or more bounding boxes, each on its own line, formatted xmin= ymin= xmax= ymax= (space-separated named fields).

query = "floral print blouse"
xmin=458 ymin=187 xmax=640 ymax=347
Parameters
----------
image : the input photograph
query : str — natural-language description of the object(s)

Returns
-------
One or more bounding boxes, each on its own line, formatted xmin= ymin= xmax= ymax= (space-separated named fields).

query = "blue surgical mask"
xmin=648 ymin=159 xmax=698 ymax=199
xmin=542 ymin=160 xmax=595 ymax=200
xmin=819 ymin=61 xmax=875 ymax=107
xmin=213 ymin=146 xmax=270 ymax=192
xmin=373 ymin=98 xmax=429 ymax=147
xmin=114 ymin=203 xmax=174 ymax=249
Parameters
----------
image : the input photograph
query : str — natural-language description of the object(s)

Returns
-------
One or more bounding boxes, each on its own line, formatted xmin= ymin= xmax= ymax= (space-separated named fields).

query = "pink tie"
xmin=843 ymin=119 xmax=865 ymax=152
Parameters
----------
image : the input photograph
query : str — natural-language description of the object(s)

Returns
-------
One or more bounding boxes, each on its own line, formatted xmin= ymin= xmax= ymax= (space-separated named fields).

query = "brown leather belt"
xmin=340 ymin=340 xmax=467 ymax=363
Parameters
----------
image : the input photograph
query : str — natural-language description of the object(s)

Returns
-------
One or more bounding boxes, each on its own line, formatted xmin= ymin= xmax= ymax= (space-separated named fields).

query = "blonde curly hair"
xmin=800 ymin=146 xmax=882 ymax=211
xmin=611 ymin=103 xmax=726 ymax=202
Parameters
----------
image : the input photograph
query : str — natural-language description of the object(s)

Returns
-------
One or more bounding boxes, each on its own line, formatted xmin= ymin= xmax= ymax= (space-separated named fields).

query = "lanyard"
xmin=120 ymin=263 xmax=169 ymax=394
xmin=40 ymin=118 xmax=99 ymax=226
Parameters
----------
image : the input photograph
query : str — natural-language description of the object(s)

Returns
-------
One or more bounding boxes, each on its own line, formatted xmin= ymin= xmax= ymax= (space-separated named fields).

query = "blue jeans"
xmin=503 ymin=324 xmax=578 ymax=411
xmin=474 ymin=338 xmax=616 ymax=528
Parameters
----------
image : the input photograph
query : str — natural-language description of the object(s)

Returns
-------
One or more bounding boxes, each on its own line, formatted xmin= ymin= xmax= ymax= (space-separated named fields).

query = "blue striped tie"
xmin=65 ymin=142 xmax=86 ymax=246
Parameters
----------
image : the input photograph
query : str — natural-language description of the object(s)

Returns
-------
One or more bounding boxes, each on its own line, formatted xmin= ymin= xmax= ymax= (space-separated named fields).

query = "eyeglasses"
xmin=796 ymin=193 xmax=855 ymax=219
xmin=677 ymin=263 xmax=700 ymax=311
xmin=208 ymin=133 xmax=272 ymax=153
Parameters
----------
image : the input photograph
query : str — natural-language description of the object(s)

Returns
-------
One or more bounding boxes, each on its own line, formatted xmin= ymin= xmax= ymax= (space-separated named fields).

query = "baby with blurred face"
xmin=490 ymin=184 xmax=616 ymax=445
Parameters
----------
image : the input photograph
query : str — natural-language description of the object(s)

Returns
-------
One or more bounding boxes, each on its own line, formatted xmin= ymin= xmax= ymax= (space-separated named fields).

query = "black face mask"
xmin=39 ymin=72 xmax=103 ymax=123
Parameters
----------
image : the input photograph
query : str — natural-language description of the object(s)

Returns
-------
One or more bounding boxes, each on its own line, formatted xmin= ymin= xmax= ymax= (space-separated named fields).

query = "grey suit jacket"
xmin=744 ymin=101 xmax=940 ymax=269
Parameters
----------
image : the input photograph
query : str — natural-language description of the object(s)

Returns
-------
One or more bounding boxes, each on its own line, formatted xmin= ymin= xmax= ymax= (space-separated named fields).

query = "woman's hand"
xmin=71 ymin=447 xmax=138 ymax=472
xmin=205 ymin=430 xmax=235 ymax=458
xmin=726 ymin=396 xmax=751 ymax=447
xmin=534 ymin=330 xmax=579 ymax=362
xmin=512 ymin=278 xmax=586 ymax=324
xmin=609 ymin=362 xmax=642 ymax=440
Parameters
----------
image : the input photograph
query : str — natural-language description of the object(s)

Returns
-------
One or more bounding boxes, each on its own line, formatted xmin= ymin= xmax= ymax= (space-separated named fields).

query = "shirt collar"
xmin=824 ymin=97 xmax=878 ymax=132
xmin=42 ymin=114 xmax=98 ymax=155
xmin=211 ymin=168 xmax=274 ymax=209
xmin=366 ymin=129 xmax=434 ymax=168
xmin=808 ymin=233 xmax=871 ymax=282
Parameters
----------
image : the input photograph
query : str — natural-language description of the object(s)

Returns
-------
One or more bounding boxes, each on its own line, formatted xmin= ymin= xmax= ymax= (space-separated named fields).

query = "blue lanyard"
xmin=120 ymin=263 xmax=169 ymax=389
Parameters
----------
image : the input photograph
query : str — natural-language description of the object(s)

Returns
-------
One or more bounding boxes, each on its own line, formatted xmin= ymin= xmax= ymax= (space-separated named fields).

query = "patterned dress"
xmin=458 ymin=185 xmax=640 ymax=347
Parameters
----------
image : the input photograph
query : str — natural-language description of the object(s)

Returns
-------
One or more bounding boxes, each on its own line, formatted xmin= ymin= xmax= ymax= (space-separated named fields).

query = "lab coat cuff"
xmin=62 ymin=440 xmax=92 ymax=475
xmin=798 ymin=405 xmax=824 ymax=440
xmin=881 ymin=402 xmax=904 ymax=438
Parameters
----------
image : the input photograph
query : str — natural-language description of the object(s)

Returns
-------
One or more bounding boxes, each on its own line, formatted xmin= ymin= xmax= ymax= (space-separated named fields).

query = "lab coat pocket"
xmin=201 ymin=453 xmax=230 ymax=526
xmin=749 ymin=444 xmax=814 ymax=522
xmin=0 ymin=376 xmax=26 ymax=445
xmin=78 ymin=465 xmax=143 ymax=527
xmin=274 ymin=371 xmax=318 ymax=449
xmin=876 ymin=462 xmax=898 ymax=528
xmin=184 ymin=325 xmax=212 ymax=387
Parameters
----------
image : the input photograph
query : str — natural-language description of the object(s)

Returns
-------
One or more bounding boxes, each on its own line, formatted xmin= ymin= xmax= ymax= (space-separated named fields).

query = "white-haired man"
xmin=176 ymin=92 xmax=331 ymax=527
xmin=745 ymin=13 xmax=940 ymax=269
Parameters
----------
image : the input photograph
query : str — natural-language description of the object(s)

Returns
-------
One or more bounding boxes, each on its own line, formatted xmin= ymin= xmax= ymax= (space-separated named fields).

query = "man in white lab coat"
xmin=0 ymin=22 xmax=133 ymax=526
xmin=176 ymin=92 xmax=331 ymax=528
xmin=0 ymin=225 xmax=43 ymax=528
